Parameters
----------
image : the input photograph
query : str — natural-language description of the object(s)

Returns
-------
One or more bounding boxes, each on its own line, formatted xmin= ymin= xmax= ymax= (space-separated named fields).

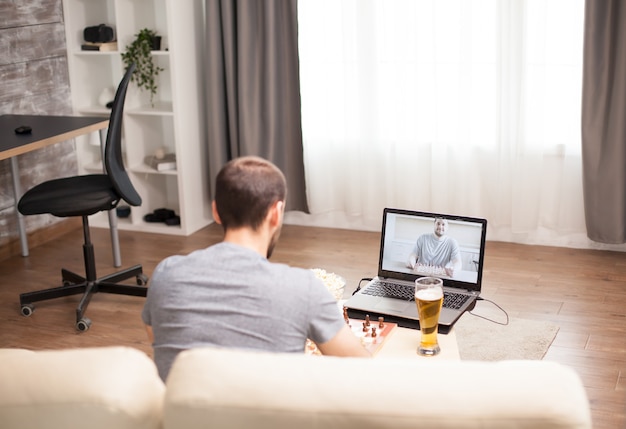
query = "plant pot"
xmin=151 ymin=36 xmax=162 ymax=51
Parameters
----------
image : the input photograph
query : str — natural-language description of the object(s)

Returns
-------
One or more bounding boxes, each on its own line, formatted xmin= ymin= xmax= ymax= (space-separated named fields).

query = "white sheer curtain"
xmin=292 ymin=0 xmax=614 ymax=249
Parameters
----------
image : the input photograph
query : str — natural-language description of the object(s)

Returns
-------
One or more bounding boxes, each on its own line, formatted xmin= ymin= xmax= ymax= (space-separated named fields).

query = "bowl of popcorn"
xmin=311 ymin=268 xmax=346 ymax=301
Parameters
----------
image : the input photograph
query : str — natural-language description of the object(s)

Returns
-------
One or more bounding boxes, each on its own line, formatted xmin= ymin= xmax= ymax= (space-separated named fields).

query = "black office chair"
xmin=18 ymin=63 xmax=148 ymax=331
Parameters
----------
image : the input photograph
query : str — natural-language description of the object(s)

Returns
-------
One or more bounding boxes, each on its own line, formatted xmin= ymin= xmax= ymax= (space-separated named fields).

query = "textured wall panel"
xmin=0 ymin=0 xmax=72 ymax=245
xmin=0 ymin=57 xmax=71 ymax=106
xmin=0 ymin=0 xmax=63 ymax=29
xmin=0 ymin=23 xmax=67 ymax=65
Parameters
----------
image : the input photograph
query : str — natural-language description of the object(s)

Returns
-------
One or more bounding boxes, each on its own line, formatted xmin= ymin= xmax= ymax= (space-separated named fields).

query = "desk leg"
xmin=98 ymin=128 xmax=122 ymax=268
xmin=108 ymin=209 xmax=121 ymax=268
xmin=10 ymin=157 xmax=29 ymax=257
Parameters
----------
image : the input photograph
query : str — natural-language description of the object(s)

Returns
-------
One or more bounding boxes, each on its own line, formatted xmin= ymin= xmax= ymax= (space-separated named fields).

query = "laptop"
xmin=344 ymin=208 xmax=487 ymax=334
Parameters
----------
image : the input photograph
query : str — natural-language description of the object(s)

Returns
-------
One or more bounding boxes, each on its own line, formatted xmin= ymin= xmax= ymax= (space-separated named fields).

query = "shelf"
xmin=127 ymin=101 xmax=173 ymax=115
xmin=77 ymin=106 xmax=112 ymax=116
xmin=72 ymin=50 xmax=120 ymax=56
xmin=63 ymin=0 xmax=210 ymax=236
xmin=71 ymin=50 xmax=168 ymax=58
xmin=88 ymin=214 xmax=185 ymax=236
xmin=83 ymin=161 xmax=104 ymax=173
xmin=130 ymin=164 xmax=178 ymax=176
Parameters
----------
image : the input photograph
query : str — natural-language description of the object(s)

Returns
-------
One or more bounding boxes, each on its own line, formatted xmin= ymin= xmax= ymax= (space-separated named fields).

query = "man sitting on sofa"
xmin=142 ymin=156 xmax=370 ymax=380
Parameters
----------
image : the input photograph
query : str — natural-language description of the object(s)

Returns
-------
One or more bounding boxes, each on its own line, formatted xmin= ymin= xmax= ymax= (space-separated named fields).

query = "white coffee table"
xmin=375 ymin=326 xmax=460 ymax=360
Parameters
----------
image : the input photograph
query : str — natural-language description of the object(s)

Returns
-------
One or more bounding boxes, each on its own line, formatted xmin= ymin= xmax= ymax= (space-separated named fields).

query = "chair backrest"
xmin=104 ymin=63 xmax=142 ymax=207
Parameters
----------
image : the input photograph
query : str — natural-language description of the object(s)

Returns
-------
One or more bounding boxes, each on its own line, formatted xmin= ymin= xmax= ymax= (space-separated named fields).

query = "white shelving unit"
xmin=62 ymin=0 xmax=211 ymax=235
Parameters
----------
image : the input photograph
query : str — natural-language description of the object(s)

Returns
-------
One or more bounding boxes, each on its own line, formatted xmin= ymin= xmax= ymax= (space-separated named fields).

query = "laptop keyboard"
xmin=443 ymin=291 xmax=472 ymax=309
xmin=362 ymin=280 xmax=472 ymax=310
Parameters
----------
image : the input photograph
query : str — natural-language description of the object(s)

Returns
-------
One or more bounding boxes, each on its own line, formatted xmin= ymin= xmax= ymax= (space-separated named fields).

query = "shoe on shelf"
xmin=165 ymin=215 xmax=180 ymax=226
xmin=144 ymin=208 xmax=176 ymax=223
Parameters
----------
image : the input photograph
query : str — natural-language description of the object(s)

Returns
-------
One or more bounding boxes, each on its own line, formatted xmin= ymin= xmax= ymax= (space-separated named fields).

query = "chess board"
xmin=414 ymin=263 xmax=450 ymax=278
xmin=305 ymin=315 xmax=397 ymax=356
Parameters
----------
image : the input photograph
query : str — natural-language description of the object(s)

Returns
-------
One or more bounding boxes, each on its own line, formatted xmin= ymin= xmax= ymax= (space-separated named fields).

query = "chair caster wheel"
xmin=76 ymin=318 xmax=92 ymax=332
xmin=21 ymin=304 xmax=34 ymax=317
xmin=136 ymin=273 xmax=149 ymax=286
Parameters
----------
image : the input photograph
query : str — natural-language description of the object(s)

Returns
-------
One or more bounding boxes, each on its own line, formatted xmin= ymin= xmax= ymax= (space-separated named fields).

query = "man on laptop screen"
xmin=407 ymin=217 xmax=463 ymax=278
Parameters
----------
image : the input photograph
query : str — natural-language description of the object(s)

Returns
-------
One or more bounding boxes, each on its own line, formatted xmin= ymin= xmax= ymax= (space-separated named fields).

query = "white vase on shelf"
xmin=98 ymin=87 xmax=115 ymax=107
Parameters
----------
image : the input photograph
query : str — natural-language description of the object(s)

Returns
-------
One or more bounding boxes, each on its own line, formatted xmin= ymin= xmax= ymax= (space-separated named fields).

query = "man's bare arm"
xmin=145 ymin=324 xmax=154 ymax=344
xmin=316 ymin=325 xmax=371 ymax=357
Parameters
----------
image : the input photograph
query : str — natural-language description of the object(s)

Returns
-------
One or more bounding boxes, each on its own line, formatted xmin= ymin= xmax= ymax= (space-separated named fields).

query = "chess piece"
xmin=378 ymin=316 xmax=385 ymax=329
xmin=343 ymin=306 xmax=350 ymax=324
xmin=362 ymin=322 xmax=368 ymax=332
xmin=365 ymin=314 xmax=371 ymax=326
xmin=371 ymin=327 xmax=377 ymax=337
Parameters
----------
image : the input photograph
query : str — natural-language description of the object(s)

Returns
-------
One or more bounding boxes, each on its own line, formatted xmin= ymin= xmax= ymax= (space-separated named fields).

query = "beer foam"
xmin=415 ymin=287 xmax=443 ymax=301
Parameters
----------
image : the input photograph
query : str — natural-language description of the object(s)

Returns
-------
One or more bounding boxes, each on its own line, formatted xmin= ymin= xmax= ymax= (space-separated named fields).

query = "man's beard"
xmin=267 ymin=225 xmax=282 ymax=258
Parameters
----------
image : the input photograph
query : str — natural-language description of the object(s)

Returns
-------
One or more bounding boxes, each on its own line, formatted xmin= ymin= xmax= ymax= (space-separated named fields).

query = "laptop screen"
xmin=378 ymin=208 xmax=487 ymax=292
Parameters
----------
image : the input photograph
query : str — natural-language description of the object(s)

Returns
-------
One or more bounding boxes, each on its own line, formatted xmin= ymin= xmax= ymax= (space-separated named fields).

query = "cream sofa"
xmin=0 ymin=346 xmax=592 ymax=429
xmin=0 ymin=347 xmax=163 ymax=429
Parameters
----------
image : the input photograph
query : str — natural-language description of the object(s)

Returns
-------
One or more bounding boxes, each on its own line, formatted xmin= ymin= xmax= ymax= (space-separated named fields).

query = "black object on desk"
xmin=14 ymin=125 xmax=32 ymax=135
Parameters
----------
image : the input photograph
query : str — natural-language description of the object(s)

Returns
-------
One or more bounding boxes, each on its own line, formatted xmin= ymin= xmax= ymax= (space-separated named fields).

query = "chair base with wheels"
xmin=19 ymin=215 xmax=148 ymax=331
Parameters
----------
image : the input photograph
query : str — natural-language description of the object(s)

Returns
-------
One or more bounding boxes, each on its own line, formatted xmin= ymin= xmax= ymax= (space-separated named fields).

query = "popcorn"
xmin=311 ymin=268 xmax=346 ymax=301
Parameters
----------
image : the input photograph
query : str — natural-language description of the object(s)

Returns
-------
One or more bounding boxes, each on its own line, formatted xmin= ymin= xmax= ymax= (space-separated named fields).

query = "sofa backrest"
xmin=0 ymin=345 xmax=592 ymax=429
xmin=0 ymin=347 xmax=164 ymax=429
xmin=164 ymin=347 xmax=592 ymax=429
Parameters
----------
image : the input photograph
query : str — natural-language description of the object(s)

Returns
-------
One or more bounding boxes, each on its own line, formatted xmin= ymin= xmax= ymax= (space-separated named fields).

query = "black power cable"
xmin=469 ymin=297 xmax=510 ymax=325
xmin=353 ymin=277 xmax=373 ymax=295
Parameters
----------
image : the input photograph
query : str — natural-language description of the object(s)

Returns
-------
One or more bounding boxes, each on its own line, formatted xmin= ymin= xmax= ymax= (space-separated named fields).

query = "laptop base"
xmin=346 ymin=307 xmax=452 ymax=335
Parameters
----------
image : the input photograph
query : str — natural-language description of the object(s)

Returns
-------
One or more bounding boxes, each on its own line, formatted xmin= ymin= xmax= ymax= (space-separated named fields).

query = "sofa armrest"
xmin=0 ymin=346 xmax=164 ymax=429
xmin=164 ymin=347 xmax=591 ymax=429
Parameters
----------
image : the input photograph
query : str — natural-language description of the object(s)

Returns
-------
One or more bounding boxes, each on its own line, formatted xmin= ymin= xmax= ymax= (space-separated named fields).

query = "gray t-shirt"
xmin=413 ymin=234 xmax=460 ymax=267
xmin=142 ymin=242 xmax=345 ymax=380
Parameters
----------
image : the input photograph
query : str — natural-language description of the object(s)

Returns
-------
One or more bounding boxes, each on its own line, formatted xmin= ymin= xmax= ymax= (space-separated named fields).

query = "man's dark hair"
xmin=214 ymin=156 xmax=287 ymax=230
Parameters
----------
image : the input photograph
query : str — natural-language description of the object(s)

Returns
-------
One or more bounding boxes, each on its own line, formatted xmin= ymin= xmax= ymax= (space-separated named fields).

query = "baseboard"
xmin=0 ymin=218 xmax=82 ymax=262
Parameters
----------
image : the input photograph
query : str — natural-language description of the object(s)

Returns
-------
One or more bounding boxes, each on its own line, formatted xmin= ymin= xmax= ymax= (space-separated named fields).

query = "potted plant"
xmin=121 ymin=28 xmax=164 ymax=106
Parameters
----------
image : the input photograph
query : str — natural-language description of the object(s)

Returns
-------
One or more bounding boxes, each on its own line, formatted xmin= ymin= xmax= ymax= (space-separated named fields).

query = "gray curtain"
xmin=204 ymin=0 xmax=309 ymax=212
xmin=581 ymin=0 xmax=626 ymax=243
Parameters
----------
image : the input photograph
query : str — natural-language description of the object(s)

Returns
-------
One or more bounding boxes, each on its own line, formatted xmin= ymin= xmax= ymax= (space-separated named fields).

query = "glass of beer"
xmin=415 ymin=277 xmax=444 ymax=356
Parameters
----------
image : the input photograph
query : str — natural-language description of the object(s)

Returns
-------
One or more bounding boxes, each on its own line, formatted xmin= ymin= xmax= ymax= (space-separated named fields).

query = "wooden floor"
xmin=0 ymin=222 xmax=624 ymax=428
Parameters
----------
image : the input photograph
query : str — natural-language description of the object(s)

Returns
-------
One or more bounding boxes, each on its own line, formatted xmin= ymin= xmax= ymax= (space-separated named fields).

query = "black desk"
xmin=0 ymin=115 xmax=121 ymax=267
xmin=0 ymin=115 xmax=108 ymax=158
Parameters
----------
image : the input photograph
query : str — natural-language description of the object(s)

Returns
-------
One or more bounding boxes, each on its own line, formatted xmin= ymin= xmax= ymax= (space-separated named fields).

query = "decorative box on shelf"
xmin=80 ymin=41 xmax=118 ymax=52
xmin=144 ymin=153 xmax=176 ymax=172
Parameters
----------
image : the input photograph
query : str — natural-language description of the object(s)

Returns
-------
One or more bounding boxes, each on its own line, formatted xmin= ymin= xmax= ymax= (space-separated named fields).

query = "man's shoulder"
xmin=417 ymin=233 xmax=431 ymax=242
xmin=263 ymin=263 xmax=325 ymax=295
xmin=162 ymin=242 xmax=253 ymax=262
xmin=152 ymin=244 xmax=225 ymax=276
xmin=266 ymin=260 xmax=314 ymax=280
xmin=444 ymin=235 xmax=459 ymax=245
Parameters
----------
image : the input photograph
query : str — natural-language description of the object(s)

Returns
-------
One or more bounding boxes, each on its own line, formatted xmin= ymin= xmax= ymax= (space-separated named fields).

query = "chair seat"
xmin=18 ymin=174 xmax=119 ymax=217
